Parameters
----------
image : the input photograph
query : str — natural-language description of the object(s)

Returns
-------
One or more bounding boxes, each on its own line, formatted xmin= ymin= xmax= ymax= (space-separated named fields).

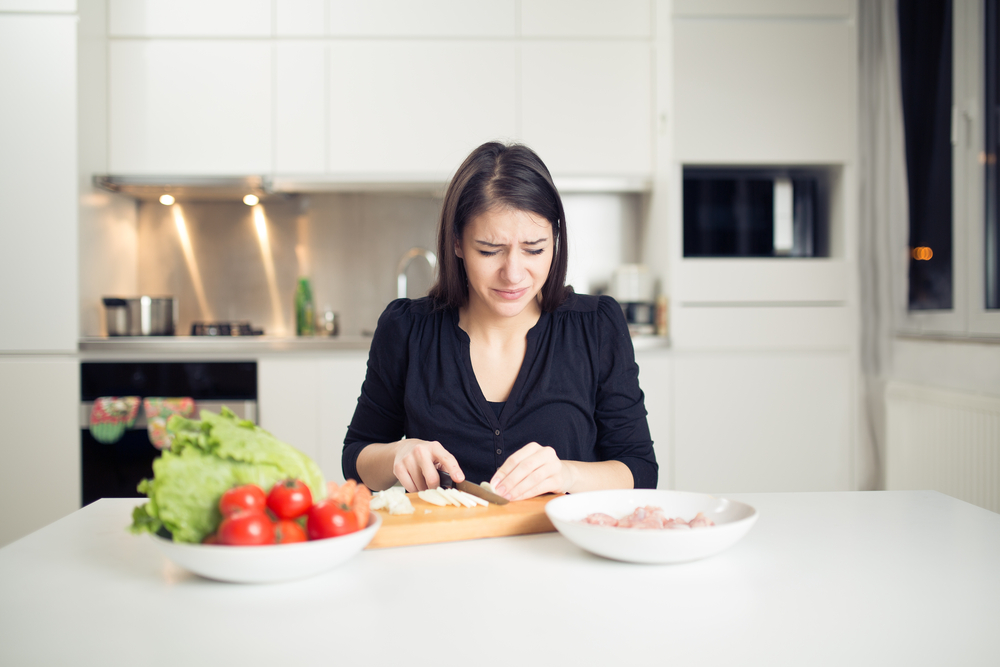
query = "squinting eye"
xmin=478 ymin=250 xmax=498 ymax=257
xmin=527 ymin=249 xmax=545 ymax=256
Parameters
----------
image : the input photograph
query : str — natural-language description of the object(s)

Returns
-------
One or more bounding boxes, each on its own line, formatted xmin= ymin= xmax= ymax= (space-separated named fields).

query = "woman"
xmin=342 ymin=142 xmax=656 ymax=501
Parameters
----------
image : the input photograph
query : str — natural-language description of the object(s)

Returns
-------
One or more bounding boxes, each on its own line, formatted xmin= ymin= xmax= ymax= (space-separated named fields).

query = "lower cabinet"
xmin=258 ymin=353 xmax=368 ymax=485
xmin=634 ymin=348 xmax=673 ymax=490
xmin=0 ymin=357 xmax=79 ymax=548
xmin=672 ymin=351 xmax=852 ymax=493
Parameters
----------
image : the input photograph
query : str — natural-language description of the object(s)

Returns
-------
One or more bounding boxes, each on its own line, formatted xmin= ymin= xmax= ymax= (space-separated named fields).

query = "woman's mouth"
xmin=494 ymin=287 xmax=529 ymax=301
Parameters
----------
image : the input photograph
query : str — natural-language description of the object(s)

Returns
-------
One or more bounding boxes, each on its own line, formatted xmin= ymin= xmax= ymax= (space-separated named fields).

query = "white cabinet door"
xmin=521 ymin=42 xmax=652 ymax=176
xmin=258 ymin=357 xmax=323 ymax=471
xmin=318 ymin=352 xmax=369 ymax=484
xmin=276 ymin=41 xmax=327 ymax=174
xmin=259 ymin=353 xmax=370 ymax=485
xmin=328 ymin=41 xmax=516 ymax=176
xmin=109 ymin=0 xmax=272 ymax=37
xmin=328 ymin=0 xmax=515 ymax=37
xmin=673 ymin=19 xmax=854 ymax=164
xmin=520 ymin=0 xmax=651 ymax=37
xmin=276 ymin=0 xmax=325 ymax=36
xmin=635 ymin=348 xmax=672 ymax=489
xmin=0 ymin=14 xmax=77 ymax=352
xmin=0 ymin=358 xmax=79 ymax=547
xmin=673 ymin=351 xmax=851 ymax=493
xmin=109 ymin=40 xmax=273 ymax=174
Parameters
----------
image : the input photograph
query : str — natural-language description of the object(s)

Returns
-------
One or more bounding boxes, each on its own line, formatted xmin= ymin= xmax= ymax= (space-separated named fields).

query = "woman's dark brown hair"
xmin=428 ymin=141 xmax=571 ymax=312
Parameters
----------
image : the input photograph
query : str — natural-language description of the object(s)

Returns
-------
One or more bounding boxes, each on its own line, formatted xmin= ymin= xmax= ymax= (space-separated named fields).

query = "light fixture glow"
xmin=243 ymin=194 xmax=259 ymax=206
xmin=159 ymin=194 xmax=175 ymax=205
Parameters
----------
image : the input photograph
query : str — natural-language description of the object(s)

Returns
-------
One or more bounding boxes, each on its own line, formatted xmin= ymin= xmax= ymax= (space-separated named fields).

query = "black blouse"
xmin=342 ymin=292 xmax=657 ymax=488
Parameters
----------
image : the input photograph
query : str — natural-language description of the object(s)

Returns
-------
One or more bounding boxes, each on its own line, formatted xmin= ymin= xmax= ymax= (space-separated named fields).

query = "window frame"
xmin=898 ymin=0 xmax=1000 ymax=338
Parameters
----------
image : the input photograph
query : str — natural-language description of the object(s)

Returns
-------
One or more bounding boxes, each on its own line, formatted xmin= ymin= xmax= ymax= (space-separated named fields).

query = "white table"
xmin=1 ymin=491 xmax=998 ymax=666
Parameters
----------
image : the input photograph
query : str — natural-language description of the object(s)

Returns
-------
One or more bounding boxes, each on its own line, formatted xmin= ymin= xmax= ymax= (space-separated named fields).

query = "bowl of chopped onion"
xmin=545 ymin=489 xmax=758 ymax=564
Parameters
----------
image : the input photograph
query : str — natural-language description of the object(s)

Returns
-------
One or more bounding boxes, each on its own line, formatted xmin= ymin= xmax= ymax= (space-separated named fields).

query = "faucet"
xmin=396 ymin=247 xmax=438 ymax=299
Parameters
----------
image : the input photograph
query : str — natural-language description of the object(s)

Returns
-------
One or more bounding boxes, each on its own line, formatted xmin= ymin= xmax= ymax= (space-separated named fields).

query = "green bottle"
xmin=295 ymin=277 xmax=315 ymax=336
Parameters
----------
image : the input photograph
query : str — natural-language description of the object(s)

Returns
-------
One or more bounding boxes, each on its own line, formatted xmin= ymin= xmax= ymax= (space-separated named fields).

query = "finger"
xmin=431 ymin=442 xmax=465 ymax=483
xmin=393 ymin=460 xmax=417 ymax=493
xmin=490 ymin=442 xmax=541 ymax=490
xmin=402 ymin=455 xmax=428 ymax=491
xmin=413 ymin=445 xmax=441 ymax=489
xmin=504 ymin=451 xmax=556 ymax=500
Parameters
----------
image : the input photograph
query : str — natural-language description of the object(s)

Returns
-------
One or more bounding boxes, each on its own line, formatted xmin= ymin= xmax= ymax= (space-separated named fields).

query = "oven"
xmin=80 ymin=362 xmax=257 ymax=506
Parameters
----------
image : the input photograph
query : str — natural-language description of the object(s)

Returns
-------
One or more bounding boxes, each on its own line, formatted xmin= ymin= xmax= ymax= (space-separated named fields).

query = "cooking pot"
xmin=102 ymin=296 xmax=176 ymax=336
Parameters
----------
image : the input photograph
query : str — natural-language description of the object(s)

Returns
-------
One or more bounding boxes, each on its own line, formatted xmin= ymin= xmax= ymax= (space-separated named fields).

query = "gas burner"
xmin=190 ymin=322 xmax=264 ymax=337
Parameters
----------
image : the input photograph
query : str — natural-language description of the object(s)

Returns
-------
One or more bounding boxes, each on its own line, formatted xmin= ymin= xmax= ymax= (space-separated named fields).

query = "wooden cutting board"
xmin=366 ymin=493 xmax=558 ymax=549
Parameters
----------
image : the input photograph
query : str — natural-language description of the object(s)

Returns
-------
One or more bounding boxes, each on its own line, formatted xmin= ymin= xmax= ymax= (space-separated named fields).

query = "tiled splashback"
xmin=132 ymin=192 xmax=641 ymax=337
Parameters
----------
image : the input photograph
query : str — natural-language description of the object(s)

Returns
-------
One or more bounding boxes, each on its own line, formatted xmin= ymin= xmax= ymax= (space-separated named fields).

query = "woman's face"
xmin=455 ymin=206 xmax=554 ymax=320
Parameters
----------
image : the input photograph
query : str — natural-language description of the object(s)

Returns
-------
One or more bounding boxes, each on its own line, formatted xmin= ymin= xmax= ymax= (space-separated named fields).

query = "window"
xmin=898 ymin=0 xmax=1000 ymax=337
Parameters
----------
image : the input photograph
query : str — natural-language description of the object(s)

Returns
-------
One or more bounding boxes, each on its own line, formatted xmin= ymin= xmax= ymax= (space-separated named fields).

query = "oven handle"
xmin=79 ymin=400 xmax=257 ymax=429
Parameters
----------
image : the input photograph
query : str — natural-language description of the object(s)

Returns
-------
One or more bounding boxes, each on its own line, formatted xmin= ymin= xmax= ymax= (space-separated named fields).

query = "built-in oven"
xmin=80 ymin=362 xmax=257 ymax=507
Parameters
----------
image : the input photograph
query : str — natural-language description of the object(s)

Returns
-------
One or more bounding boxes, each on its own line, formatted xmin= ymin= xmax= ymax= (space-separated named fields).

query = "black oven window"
xmin=898 ymin=0 xmax=954 ymax=311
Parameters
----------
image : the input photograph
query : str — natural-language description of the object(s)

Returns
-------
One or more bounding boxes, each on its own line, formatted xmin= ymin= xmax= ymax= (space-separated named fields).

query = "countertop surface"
xmin=1 ymin=491 xmax=997 ymax=666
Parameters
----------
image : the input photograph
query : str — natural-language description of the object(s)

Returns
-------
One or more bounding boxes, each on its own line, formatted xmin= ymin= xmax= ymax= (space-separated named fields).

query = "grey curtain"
xmin=858 ymin=0 xmax=911 ymax=490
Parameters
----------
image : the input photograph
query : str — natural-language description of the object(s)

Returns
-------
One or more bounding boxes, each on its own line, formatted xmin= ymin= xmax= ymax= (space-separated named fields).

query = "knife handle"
xmin=439 ymin=470 xmax=454 ymax=489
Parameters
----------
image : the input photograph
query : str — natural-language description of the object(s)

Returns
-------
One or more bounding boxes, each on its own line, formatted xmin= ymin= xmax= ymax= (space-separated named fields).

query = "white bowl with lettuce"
xmin=131 ymin=408 xmax=379 ymax=584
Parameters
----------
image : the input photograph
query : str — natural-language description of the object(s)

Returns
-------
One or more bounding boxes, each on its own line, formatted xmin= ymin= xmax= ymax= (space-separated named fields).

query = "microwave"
xmin=683 ymin=167 xmax=830 ymax=258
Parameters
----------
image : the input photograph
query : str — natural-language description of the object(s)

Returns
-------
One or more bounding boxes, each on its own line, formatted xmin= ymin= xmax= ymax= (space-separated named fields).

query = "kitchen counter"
xmin=78 ymin=335 xmax=375 ymax=356
xmin=1 ymin=491 xmax=997 ymax=666
xmin=79 ymin=334 xmax=671 ymax=357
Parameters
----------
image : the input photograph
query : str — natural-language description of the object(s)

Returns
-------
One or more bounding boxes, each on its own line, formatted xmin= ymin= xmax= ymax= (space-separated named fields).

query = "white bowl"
xmin=545 ymin=489 xmax=757 ymax=564
xmin=150 ymin=513 xmax=382 ymax=583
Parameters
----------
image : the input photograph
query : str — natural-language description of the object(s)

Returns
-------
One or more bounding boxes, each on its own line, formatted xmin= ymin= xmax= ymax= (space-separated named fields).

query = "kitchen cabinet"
xmin=327 ymin=41 xmax=517 ymax=177
xmin=0 ymin=12 xmax=78 ymax=353
xmin=328 ymin=0 xmax=515 ymax=37
xmin=276 ymin=0 xmax=325 ymax=37
xmin=521 ymin=42 xmax=652 ymax=176
xmin=0 ymin=358 xmax=79 ymax=548
xmin=672 ymin=0 xmax=853 ymax=18
xmin=673 ymin=18 xmax=855 ymax=164
xmin=258 ymin=353 xmax=368 ymax=485
xmin=109 ymin=40 xmax=273 ymax=174
xmin=672 ymin=351 xmax=852 ymax=493
xmin=520 ymin=0 xmax=651 ymax=37
xmin=108 ymin=0 xmax=271 ymax=37
xmin=634 ymin=348 xmax=672 ymax=489
xmin=275 ymin=41 xmax=327 ymax=174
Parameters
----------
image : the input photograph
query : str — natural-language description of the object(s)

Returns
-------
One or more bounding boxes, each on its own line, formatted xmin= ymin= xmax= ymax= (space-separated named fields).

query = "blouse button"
xmin=494 ymin=429 xmax=500 ymax=436
xmin=496 ymin=449 xmax=502 ymax=455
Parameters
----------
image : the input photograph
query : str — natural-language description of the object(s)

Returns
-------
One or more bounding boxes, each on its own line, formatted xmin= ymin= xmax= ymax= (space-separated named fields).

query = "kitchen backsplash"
xmin=86 ymin=191 xmax=642 ymax=338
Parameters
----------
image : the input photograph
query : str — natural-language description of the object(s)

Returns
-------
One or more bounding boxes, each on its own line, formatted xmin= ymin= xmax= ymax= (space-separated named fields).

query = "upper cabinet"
xmin=328 ymin=0 xmax=515 ymax=37
xmin=521 ymin=42 xmax=652 ymax=176
xmin=109 ymin=40 xmax=273 ymax=174
xmin=327 ymin=41 xmax=517 ymax=177
xmin=109 ymin=0 xmax=272 ymax=37
xmin=105 ymin=0 xmax=653 ymax=180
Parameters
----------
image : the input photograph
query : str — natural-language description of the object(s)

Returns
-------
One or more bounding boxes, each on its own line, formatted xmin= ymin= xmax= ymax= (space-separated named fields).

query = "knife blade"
xmin=439 ymin=470 xmax=509 ymax=505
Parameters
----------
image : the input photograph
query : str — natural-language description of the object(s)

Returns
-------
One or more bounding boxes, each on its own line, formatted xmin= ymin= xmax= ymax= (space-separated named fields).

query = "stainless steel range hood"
xmin=93 ymin=175 xmax=269 ymax=201
xmin=94 ymin=173 xmax=651 ymax=199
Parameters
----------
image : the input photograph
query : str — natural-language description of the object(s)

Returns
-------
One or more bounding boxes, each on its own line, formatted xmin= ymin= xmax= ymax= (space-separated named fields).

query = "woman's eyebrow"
xmin=474 ymin=237 xmax=549 ymax=247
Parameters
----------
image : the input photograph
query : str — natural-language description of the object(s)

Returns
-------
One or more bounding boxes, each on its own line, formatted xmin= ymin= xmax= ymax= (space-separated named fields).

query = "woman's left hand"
xmin=489 ymin=442 xmax=576 ymax=501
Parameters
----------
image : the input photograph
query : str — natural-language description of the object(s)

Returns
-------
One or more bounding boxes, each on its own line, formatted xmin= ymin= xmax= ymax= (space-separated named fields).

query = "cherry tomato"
xmin=267 ymin=479 xmax=313 ymax=519
xmin=307 ymin=500 xmax=360 ymax=540
xmin=219 ymin=484 xmax=267 ymax=517
xmin=218 ymin=511 xmax=275 ymax=546
xmin=275 ymin=519 xmax=307 ymax=544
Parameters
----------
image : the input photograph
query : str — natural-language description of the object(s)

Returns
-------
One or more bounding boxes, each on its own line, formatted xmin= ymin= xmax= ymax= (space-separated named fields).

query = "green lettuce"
xmin=129 ymin=407 xmax=325 ymax=543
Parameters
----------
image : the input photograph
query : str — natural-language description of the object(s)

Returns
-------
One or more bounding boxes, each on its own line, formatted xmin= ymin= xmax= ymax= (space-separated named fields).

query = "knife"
xmin=439 ymin=470 xmax=509 ymax=505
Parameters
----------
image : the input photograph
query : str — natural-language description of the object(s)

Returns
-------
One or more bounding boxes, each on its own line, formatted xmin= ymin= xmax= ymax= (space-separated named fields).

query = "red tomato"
xmin=218 ymin=511 xmax=275 ymax=546
xmin=267 ymin=479 xmax=313 ymax=519
xmin=275 ymin=519 xmax=307 ymax=544
xmin=307 ymin=500 xmax=360 ymax=540
xmin=219 ymin=484 xmax=267 ymax=517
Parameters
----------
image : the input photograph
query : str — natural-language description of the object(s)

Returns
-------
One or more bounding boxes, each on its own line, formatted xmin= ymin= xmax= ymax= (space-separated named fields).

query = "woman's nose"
xmin=502 ymin=251 xmax=525 ymax=283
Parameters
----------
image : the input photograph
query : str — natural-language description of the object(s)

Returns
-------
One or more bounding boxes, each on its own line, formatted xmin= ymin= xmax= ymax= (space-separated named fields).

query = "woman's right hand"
xmin=391 ymin=438 xmax=465 ymax=492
